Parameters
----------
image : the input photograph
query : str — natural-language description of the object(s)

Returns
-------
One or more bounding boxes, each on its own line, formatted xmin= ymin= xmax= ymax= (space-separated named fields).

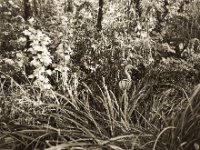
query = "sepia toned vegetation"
xmin=0 ymin=0 xmax=200 ymax=149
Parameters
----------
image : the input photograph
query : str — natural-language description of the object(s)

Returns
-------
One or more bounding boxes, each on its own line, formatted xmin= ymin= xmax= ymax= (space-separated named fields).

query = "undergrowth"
xmin=0 ymin=71 xmax=199 ymax=150
xmin=1 ymin=0 xmax=200 ymax=150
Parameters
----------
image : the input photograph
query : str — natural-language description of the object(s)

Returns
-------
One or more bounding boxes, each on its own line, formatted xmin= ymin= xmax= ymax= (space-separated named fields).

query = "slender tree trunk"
xmin=65 ymin=0 xmax=73 ymax=13
xmin=134 ymin=0 xmax=141 ymax=18
xmin=163 ymin=0 xmax=169 ymax=18
xmin=154 ymin=0 xmax=169 ymax=33
xmin=23 ymin=0 xmax=32 ymax=56
xmin=23 ymin=0 xmax=31 ymax=21
xmin=97 ymin=0 xmax=104 ymax=32
xmin=33 ymin=0 xmax=38 ymax=17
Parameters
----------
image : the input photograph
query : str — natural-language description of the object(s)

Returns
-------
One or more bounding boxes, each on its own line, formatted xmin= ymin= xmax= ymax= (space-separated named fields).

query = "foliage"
xmin=1 ymin=0 xmax=200 ymax=149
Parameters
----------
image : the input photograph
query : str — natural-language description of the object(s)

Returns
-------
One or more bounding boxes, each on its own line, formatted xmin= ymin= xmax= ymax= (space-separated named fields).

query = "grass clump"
xmin=0 ymin=70 xmax=199 ymax=150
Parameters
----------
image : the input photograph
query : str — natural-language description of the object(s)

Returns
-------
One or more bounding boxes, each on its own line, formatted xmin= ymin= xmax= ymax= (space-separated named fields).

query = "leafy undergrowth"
xmin=0 ymin=71 xmax=199 ymax=150
xmin=1 ymin=0 xmax=200 ymax=149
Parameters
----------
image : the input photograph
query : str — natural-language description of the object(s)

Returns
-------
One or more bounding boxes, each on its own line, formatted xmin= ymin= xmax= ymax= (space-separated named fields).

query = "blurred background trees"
xmin=0 ymin=0 xmax=200 ymax=91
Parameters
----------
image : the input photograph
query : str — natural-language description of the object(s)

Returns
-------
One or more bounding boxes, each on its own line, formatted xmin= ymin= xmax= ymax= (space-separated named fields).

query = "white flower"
xmin=8 ymin=0 xmax=14 ymax=5
xmin=179 ymin=43 xmax=184 ymax=50
xmin=42 ymin=83 xmax=52 ymax=90
xmin=28 ymin=27 xmax=36 ymax=33
xmin=46 ymin=69 xmax=52 ymax=75
xmin=149 ymin=57 xmax=154 ymax=63
xmin=40 ymin=46 xmax=49 ymax=53
xmin=135 ymin=23 xmax=142 ymax=31
xmin=108 ymin=4 xmax=115 ymax=14
xmin=28 ymin=74 xmax=34 ymax=79
xmin=67 ymin=46 xmax=73 ymax=54
xmin=23 ymin=30 xmax=31 ymax=36
xmin=32 ymin=100 xmax=43 ymax=106
xmin=140 ymin=31 xmax=148 ymax=38
xmin=42 ymin=56 xmax=52 ymax=66
xmin=64 ymin=55 xmax=70 ymax=63
xmin=32 ymin=45 xmax=42 ymax=51
xmin=37 ymin=54 xmax=42 ymax=59
xmin=41 ymin=37 xmax=51 ymax=45
xmin=18 ymin=37 xmax=27 ymax=43
xmin=36 ymin=29 xmax=42 ymax=36
xmin=4 ymin=12 xmax=11 ymax=15
xmin=28 ymin=48 xmax=37 ymax=55
xmin=37 ymin=74 xmax=45 ymax=81
xmin=33 ymin=67 xmax=45 ymax=78
xmin=33 ymin=80 xmax=52 ymax=90
xmin=4 ymin=58 xmax=15 ymax=65
xmin=29 ymin=34 xmax=37 ymax=41
xmin=39 ymin=76 xmax=49 ymax=83
xmin=16 ymin=53 xmax=24 ymax=59
xmin=58 ymin=32 xmax=63 ymax=37
xmin=28 ymin=17 xmax=35 ymax=25
xmin=17 ymin=60 xmax=24 ymax=67
xmin=55 ymin=67 xmax=62 ymax=72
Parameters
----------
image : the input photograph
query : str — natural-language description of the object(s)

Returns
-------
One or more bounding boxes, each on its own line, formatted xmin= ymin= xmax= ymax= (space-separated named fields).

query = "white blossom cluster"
xmin=23 ymin=26 xmax=53 ymax=90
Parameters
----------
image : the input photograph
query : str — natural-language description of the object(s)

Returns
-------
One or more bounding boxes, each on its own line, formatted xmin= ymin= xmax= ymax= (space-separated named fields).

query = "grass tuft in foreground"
xmin=0 ymin=75 xmax=199 ymax=150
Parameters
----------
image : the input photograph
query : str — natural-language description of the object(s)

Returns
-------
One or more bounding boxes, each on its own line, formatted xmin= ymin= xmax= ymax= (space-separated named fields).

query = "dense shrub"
xmin=1 ymin=0 xmax=200 ymax=149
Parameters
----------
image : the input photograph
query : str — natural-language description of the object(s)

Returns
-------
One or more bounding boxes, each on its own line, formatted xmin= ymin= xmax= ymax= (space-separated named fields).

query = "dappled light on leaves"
xmin=0 ymin=0 xmax=200 ymax=149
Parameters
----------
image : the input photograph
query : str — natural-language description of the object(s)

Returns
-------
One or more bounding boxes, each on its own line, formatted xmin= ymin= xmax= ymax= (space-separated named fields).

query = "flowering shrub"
xmin=22 ymin=26 xmax=53 ymax=90
xmin=17 ymin=15 xmax=79 ymax=95
xmin=1 ymin=0 xmax=200 ymax=92
xmin=2 ymin=1 xmax=200 ymax=150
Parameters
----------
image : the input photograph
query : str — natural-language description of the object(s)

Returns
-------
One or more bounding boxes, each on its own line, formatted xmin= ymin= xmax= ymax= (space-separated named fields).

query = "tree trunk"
xmin=97 ymin=0 xmax=104 ymax=32
xmin=33 ymin=0 xmax=38 ymax=17
xmin=23 ymin=0 xmax=31 ymax=21
xmin=134 ymin=0 xmax=141 ymax=18
xmin=65 ymin=0 xmax=73 ymax=13
xmin=154 ymin=0 xmax=169 ymax=33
